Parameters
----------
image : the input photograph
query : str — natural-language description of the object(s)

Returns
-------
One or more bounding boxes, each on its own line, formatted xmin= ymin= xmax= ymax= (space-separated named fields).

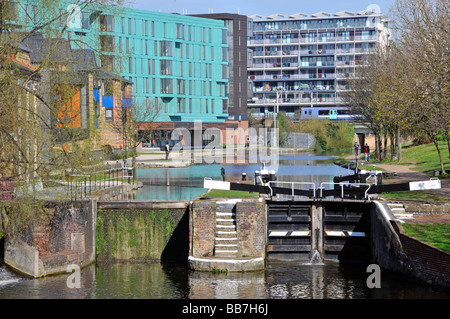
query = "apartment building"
xmin=247 ymin=10 xmax=391 ymax=121
xmin=190 ymin=13 xmax=252 ymax=144
xmin=10 ymin=1 xmax=231 ymax=148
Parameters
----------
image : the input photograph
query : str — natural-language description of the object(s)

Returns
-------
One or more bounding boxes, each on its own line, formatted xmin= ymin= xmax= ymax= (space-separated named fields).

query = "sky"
xmin=128 ymin=0 xmax=396 ymax=18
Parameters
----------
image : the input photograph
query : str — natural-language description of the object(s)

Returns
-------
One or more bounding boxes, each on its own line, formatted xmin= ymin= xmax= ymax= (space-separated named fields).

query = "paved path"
xmin=345 ymin=157 xmax=450 ymax=201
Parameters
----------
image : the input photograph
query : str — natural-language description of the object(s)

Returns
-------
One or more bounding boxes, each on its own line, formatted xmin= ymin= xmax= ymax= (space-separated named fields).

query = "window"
xmin=177 ymin=98 xmax=186 ymax=113
xmin=82 ymin=12 xmax=90 ymax=29
xmin=177 ymin=79 xmax=185 ymax=94
xmin=160 ymin=60 xmax=173 ymax=75
xmin=99 ymin=15 xmax=114 ymax=32
xmin=222 ymin=100 xmax=228 ymax=113
xmin=105 ymin=108 xmax=113 ymax=122
xmin=161 ymin=79 xmax=173 ymax=94
xmin=160 ymin=41 xmax=172 ymax=56
xmin=100 ymin=35 xmax=115 ymax=52
xmin=176 ymin=23 xmax=185 ymax=39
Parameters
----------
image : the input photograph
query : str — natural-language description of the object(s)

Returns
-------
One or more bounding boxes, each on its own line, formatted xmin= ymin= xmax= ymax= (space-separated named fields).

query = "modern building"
xmin=82 ymin=6 xmax=231 ymax=148
xmin=9 ymin=1 xmax=232 ymax=148
xmin=190 ymin=13 xmax=252 ymax=144
xmin=246 ymin=10 xmax=391 ymax=121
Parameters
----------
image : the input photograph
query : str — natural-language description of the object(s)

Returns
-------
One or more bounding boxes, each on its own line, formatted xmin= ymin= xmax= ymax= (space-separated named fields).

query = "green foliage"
xmin=294 ymin=119 xmax=355 ymax=150
xmin=402 ymin=223 xmax=450 ymax=252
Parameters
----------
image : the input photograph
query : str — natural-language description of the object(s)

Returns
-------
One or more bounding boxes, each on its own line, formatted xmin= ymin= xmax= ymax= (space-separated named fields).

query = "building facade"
xmin=247 ymin=10 xmax=391 ymax=121
xmin=190 ymin=13 xmax=252 ymax=145
xmin=10 ymin=1 xmax=232 ymax=148
xmin=89 ymin=6 xmax=231 ymax=147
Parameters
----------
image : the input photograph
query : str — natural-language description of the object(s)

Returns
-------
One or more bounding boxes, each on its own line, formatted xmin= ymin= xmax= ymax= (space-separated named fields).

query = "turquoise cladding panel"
xmin=15 ymin=0 xmax=229 ymax=124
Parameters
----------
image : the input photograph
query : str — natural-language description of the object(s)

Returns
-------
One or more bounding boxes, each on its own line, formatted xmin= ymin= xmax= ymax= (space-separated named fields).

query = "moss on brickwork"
xmin=96 ymin=207 xmax=185 ymax=262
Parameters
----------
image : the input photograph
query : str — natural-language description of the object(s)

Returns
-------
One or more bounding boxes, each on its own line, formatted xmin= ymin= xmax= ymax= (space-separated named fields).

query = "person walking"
xmin=165 ymin=143 xmax=170 ymax=160
xmin=353 ymin=142 xmax=360 ymax=160
xmin=221 ymin=167 xmax=225 ymax=181
xmin=364 ymin=143 xmax=370 ymax=162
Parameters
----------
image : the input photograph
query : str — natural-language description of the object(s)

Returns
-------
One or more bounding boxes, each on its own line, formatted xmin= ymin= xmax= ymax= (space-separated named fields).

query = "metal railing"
xmin=267 ymin=181 xmax=316 ymax=199
xmin=68 ymin=165 xmax=134 ymax=200
xmin=319 ymin=182 xmax=371 ymax=199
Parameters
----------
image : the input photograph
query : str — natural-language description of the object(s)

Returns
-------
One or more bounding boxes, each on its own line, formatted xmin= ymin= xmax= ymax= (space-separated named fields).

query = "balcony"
xmin=300 ymin=49 xmax=335 ymax=55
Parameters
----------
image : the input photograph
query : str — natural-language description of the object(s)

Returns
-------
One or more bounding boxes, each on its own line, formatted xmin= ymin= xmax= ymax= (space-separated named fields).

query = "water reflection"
xmin=1 ymin=261 xmax=449 ymax=299
xmin=134 ymin=152 xmax=350 ymax=200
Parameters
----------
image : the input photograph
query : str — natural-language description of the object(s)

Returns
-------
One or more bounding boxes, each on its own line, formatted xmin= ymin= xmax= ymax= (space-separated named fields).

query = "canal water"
xmin=1 ymin=151 xmax=449 ymax=299
xmin=133 ymin=151 xmax=352 ymax=200
xmin=0 ymin=260 xmax=448 ymax=299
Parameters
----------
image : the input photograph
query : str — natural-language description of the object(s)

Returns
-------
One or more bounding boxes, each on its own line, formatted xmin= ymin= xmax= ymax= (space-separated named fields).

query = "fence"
xmin=68 ymin=163 xmax=134 ymax=200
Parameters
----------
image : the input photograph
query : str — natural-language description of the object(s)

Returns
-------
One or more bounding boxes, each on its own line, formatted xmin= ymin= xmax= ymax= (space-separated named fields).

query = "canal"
xmin=0 ymin=151 xmax=449 ymax=299
xmin=0 ymin=260 xmax=448 ymax=299
xmin=133 ymin=151 xmax=351 ymax=200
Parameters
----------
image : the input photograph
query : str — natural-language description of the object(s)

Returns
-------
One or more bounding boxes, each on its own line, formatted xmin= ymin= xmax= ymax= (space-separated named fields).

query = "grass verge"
xmin=201 ymin=189 xmax=259 ymax=198
xmin=401 ymin=223 xmax=450 ymax=252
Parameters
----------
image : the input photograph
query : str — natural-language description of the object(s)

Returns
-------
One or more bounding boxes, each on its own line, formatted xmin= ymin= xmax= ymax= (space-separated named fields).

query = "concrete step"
xmin=216 ymin=231 xmax=237 ymax=238
xmin=214 ymin=200 xmax=240 ymax=258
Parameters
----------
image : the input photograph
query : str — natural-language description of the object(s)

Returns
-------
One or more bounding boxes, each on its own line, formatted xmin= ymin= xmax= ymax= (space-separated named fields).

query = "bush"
xmin=295 ymin=119 xmax=354 ymax=150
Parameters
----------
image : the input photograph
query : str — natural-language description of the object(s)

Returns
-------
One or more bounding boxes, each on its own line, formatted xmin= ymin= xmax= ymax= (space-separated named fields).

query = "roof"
xmin=21 ymin=34 xmax=74 ymax=64
xmin=250 ymin=10 xmax=385 ymax=21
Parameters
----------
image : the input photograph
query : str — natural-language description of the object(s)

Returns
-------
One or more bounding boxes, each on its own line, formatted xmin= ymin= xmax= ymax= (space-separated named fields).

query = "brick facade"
xmin=236 ymin=200 xmax=266 ymax=258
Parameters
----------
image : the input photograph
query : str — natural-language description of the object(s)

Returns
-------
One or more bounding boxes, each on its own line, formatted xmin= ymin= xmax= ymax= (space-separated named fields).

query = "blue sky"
xmin=129 ymin=0 xmax=396 ymax=17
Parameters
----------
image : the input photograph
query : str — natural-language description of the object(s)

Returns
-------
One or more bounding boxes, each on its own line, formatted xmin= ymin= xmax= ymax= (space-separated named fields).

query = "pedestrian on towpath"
xmin=364 ymin=143 xmax=370 ymax=162
xmin=354 ymin=142 xmax=360 ymax=160
xmin=165 ymin=143 xmax=170 ymax=160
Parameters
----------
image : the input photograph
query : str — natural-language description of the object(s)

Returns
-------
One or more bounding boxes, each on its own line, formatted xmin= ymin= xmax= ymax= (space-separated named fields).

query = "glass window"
xmin=100 ymin=35 xmax=115 ymax=52
xmin=160 ymin=60 xmax=173 ymax=75
xmin=105 ymin=108 xmax=113 ymax=122
xmin=160 ymin=41 xmax=172 ymax=56
xmin=81 ymin=12 xmax=90 ymax=29
xmin=99 ymin=15 xmax=114 ymax=32
xmin=161 ymin=78 xmax=173 ymax=94
xmin=176 ymin=23 xmax=185 ymax=39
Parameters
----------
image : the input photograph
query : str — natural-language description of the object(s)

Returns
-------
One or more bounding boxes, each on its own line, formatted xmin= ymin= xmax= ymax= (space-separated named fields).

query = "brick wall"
xmin=190 ymin=199 xmax=266 ymax=259
xmin=190 ymin=201 xmax=216 ymax=258
xmin=236 ymin=200 xmax=266 ymax=258
xmin=391 ymin=221 xmax=450 ymax=288
xmin=4 ymin=199 xmax=96 ymax=277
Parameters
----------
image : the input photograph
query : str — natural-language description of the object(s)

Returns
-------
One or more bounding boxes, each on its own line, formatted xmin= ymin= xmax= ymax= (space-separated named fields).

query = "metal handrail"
xmin=320 ymin=182 xmax=371 ymax=199
xmin=267 ymin=181 xmax=316 ymax=198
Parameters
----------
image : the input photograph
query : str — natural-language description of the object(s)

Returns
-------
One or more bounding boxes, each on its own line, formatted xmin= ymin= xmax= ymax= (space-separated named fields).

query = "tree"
xmin=0 ymin=0 xmax=130 ymax=237
xmin=391 ymin=0 xmax=449 ymax=173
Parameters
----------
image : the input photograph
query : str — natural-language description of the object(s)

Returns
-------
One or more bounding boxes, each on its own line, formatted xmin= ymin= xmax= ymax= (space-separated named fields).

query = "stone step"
xmin=215 ymin=251 xmax=238 ymax=258
xmin=216 ymin=224 xmax=235 ymax=229
xmin=216 ymin=212 xmax=236 ymax=218
xmin=216 ymin=231 xmax=237 ymax=238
